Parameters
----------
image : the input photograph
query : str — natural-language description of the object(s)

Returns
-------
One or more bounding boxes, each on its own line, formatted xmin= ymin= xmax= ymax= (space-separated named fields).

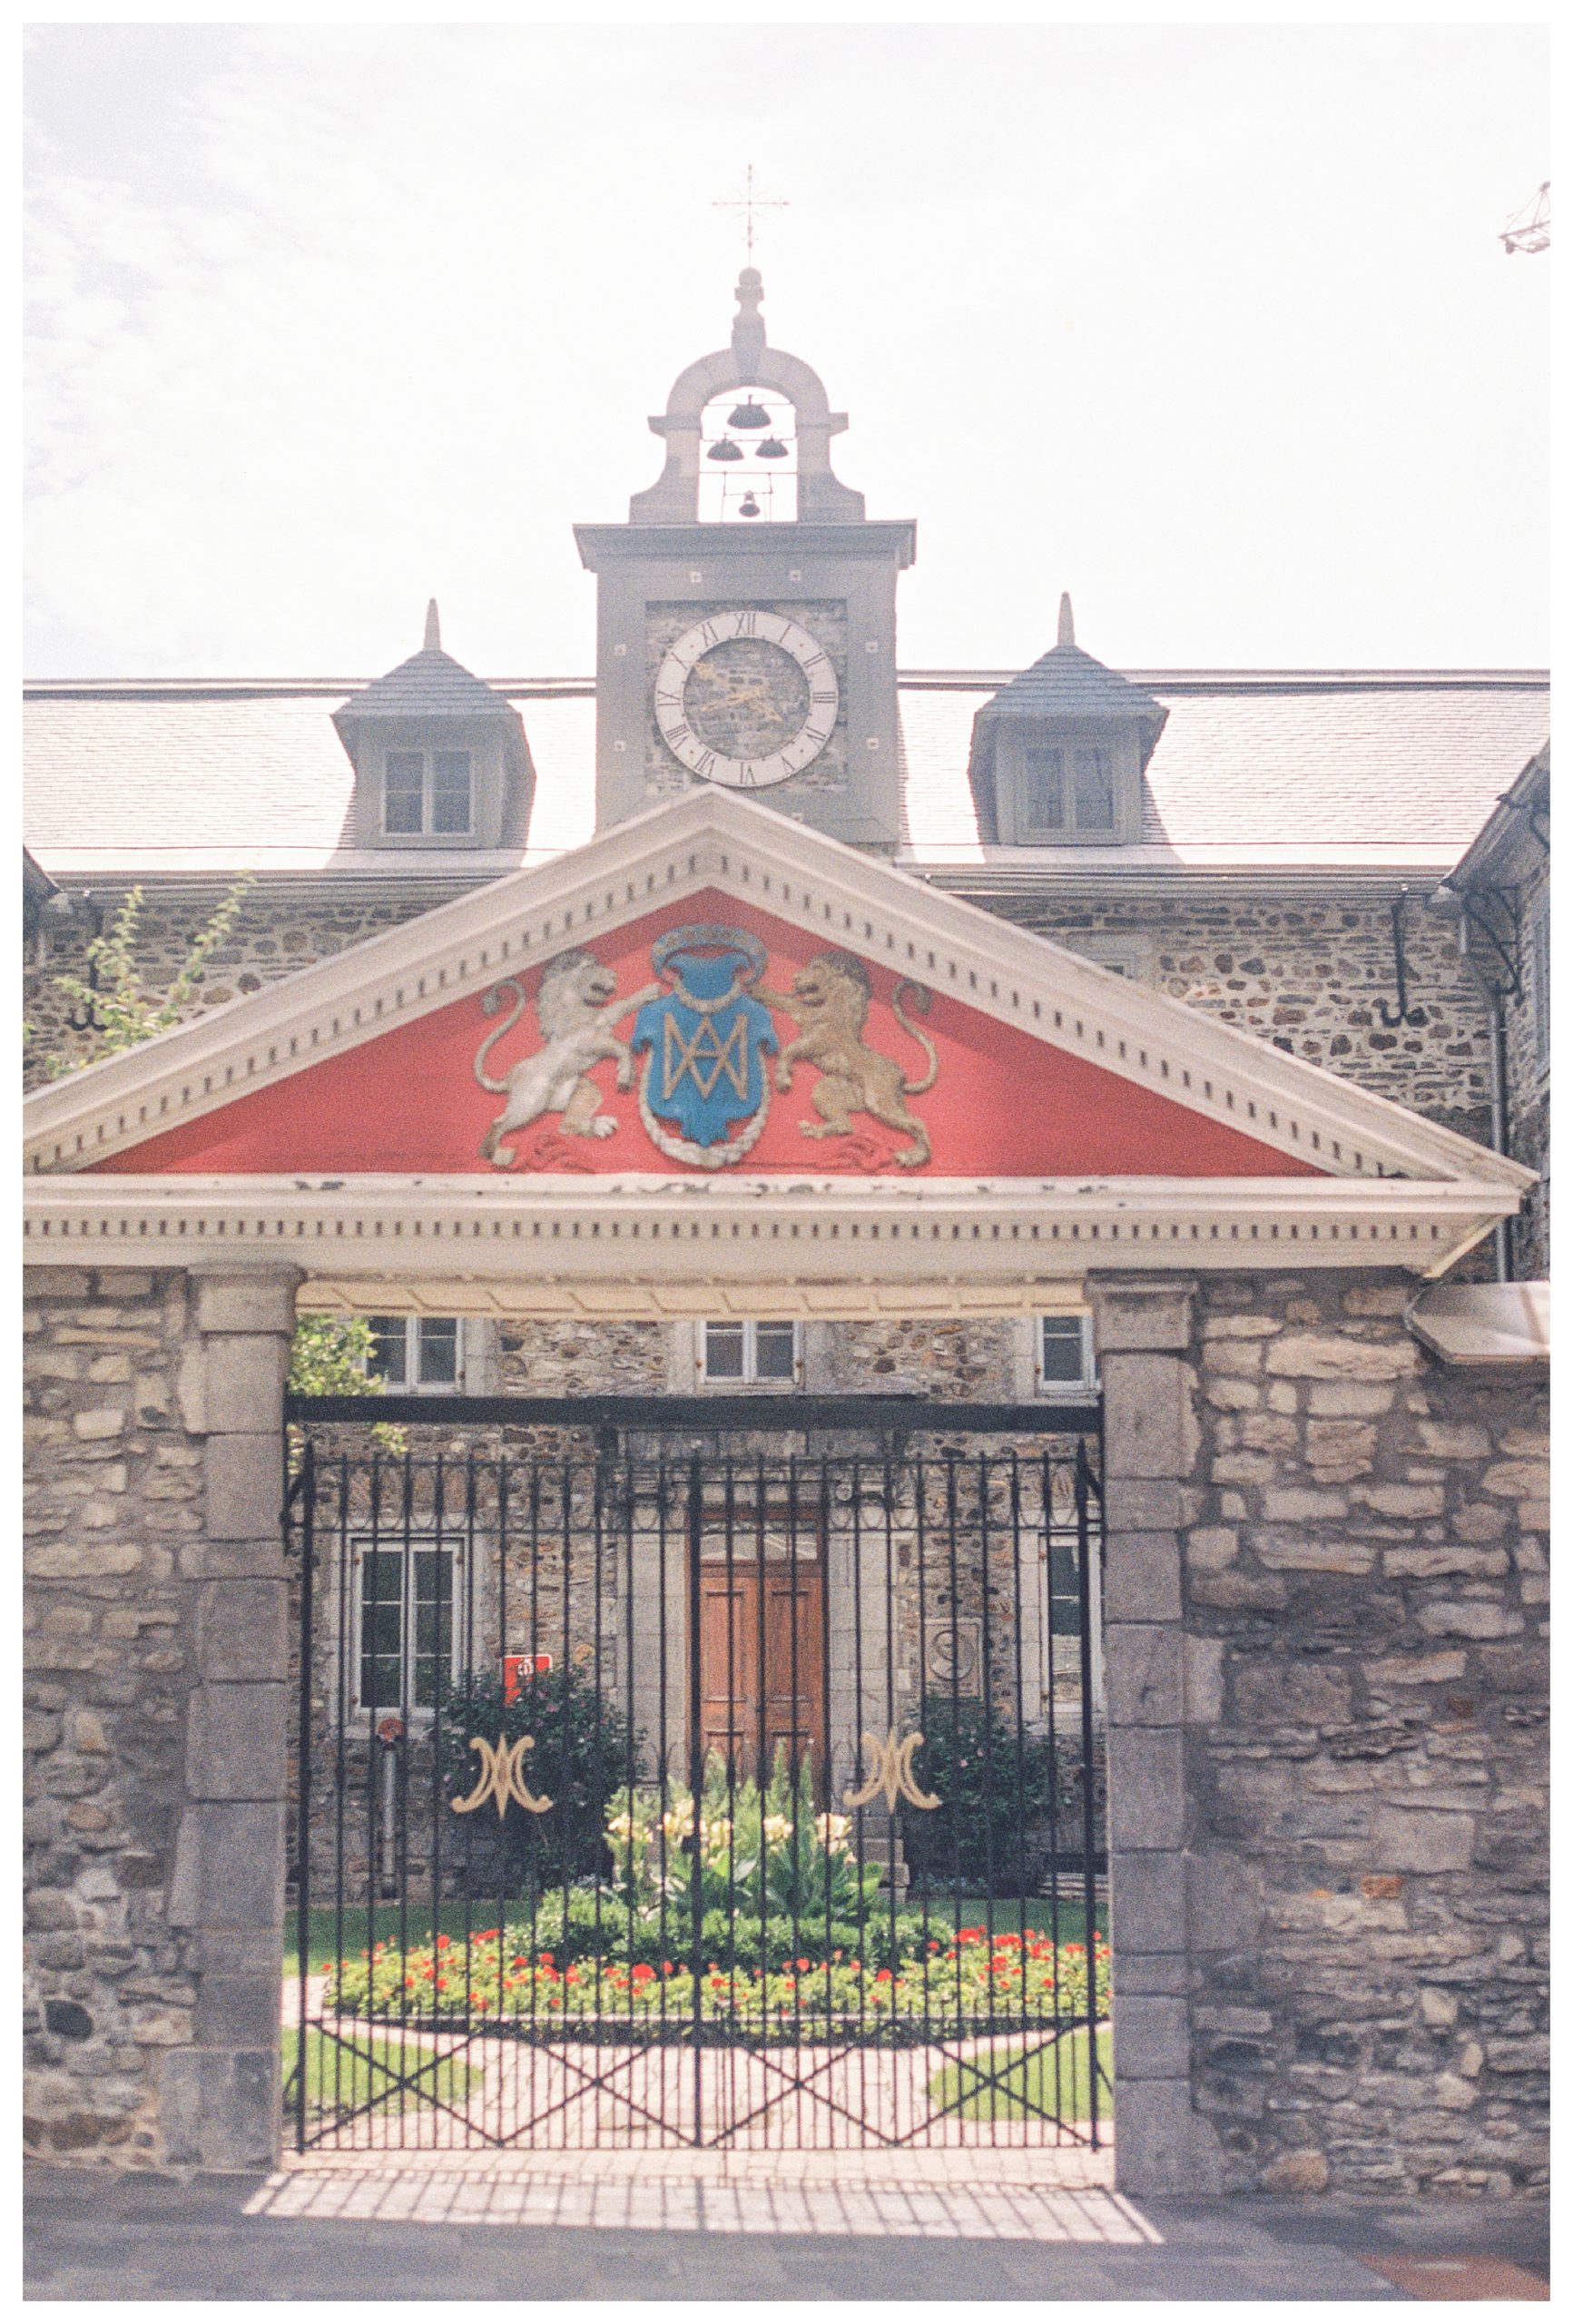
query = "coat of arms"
xmin=631 ymin=926 xmax=779 ymax=1168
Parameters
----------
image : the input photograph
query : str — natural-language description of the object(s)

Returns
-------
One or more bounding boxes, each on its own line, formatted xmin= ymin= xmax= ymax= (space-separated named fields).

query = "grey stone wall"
xmin=1500 ymin=852 xmax=1549 ymax=1280
xmin=992 ymin=892 xmax=1495 ymax=1147
xmin=25 ymin=1265 xmax=201 ymax=2163
xmin=1180 ymin=1273 xmax=1548 ymax=2198
xmin=25 ymin=1263 xmax=298 ymax=2172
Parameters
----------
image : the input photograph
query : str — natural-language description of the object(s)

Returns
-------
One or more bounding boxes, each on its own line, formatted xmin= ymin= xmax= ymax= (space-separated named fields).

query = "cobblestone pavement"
xmin=25 ymin=2162 xmax=1549 ymax=2302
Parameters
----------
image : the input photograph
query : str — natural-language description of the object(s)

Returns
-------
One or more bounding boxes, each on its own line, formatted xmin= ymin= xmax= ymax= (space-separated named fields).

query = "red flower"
xmin=796 ymin=1957 xmax=811 ymax=1972
xmin=631 ymin=1964 xmax=655 ymax=1984
xmin=663 ymin=1962 xmax=675 ymax=1977
xmin=959 ymin=1927 xmax=984 ymax=1943
xmin=874 ymin=1968 xmax=891 ymax=1983
xmin=539 ymin=1950 xmax=555 ymax=1966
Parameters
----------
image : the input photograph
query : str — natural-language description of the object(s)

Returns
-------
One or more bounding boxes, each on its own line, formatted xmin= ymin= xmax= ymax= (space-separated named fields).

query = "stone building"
xmin=23 ymin=273 xmax=1548 ymax=2195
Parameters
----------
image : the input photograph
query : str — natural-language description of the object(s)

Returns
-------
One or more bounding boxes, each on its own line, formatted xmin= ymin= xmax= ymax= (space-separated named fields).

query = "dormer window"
xmin=966 ymin=596 xmax=1167 ymax=851
xmin=1023 ymin=743 xmax=1115 ymax=836
xmin=383 ymin=749 xmax=472 ymax=837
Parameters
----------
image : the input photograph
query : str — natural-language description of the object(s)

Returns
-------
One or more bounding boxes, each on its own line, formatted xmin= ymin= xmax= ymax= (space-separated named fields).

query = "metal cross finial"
xmin=713 ymin=163 xmax=788 ymax=260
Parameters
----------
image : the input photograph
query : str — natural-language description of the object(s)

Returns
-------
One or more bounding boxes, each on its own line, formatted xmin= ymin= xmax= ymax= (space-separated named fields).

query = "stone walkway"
xmin=25 ymin=2163 xmax=1551 ymax=2301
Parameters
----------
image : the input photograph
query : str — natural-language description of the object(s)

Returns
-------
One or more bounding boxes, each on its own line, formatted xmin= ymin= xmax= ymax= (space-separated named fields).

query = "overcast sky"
xmin=25 ymin=21 xmax=1548 ymax=680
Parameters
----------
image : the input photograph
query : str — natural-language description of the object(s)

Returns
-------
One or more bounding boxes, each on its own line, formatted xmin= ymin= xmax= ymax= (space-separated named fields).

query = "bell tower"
xmin=575 ymin=271 xmax=916 ymax=848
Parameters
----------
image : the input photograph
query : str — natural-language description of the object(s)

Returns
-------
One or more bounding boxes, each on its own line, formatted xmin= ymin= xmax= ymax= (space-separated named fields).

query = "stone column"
xmin=1086 ymin=1273 xmax=1225 ymax=2197
xmin=162 ymin=1265 xmax=300 ymax=2171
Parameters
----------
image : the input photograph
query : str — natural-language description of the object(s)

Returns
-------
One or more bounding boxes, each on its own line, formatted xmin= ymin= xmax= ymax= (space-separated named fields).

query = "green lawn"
xmin=929 ymin=2024 xmax=1112 ymax=2123
xmin=281 ymin=2024 xmax=481 ymax=2122
xmin=933 ymin=1896 xmax=1106 ymax=1946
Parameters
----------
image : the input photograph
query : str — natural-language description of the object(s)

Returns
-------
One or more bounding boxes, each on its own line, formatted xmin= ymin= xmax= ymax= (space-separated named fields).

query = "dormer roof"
xmin=973 ymin=596 xmax=1168 ymax=742
xmin=331 ymin=603 xmax=532 ymax=781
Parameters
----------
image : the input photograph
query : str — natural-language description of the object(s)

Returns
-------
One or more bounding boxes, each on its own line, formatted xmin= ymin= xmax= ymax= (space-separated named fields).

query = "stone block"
xmin=168 ymin=1802 xmax=286 ymax=1933
xmin=194 ymin=1272 xmax=301 ymax=1338
xmin=71 ymin=1408 xmax=125 ymax=1441
xmin=1415 ymin=1601 xmax=1525 ymax=1641
xmin=1103 ymin=1354 xmax=1194 ymax=1480
xmin=1266 ymin=1334 xmax=1416 ymax=1381
xmin=1111 ymin=2077 xmax=1227 ymax=2197
xmin=1370 ymin=1806 xmax=1476 ymax=1872
xmin=197 ymin=1580 xmax=288 ymax=1683
xmin=1248 ymin=1530 xmax=1373 ymax=1575
xmin=1352 ymin=1482 xmax=1446 ymax=1519
xmin=1261 ymin=2148 xmax=1331 ymax=2193
xmin=181 ymin=1537 xmax=287 ymax=1581
xmin=1184 ymin=1636 xmax=1224 ymax=1723
xmin=202 ymin=1335 xmax=290 ymax=1436
xmin=1087 ymin=1277 xmax=1195 ymax=1355
xmin=1481 ymin=1460 xmax=1551 ymax=1502
xmin=1233 ymin=1657 xmax=1351 ymax=1728
xmin=1363 ymin=1650 xmax=1467 ymax=1686
xmin=1104 ymin=1626 xmax=1184 ymax=1727
xmin=185 ymin=1684 xmax=287 ymax=1801
xmin=1185 ymin=1526 xmax=1238 ymax=1571
xmin=1104 ymin=1478 xmax=1184 ymax=1531
xmin=1115 ymin=1950 xmax=1188 ymax=1994
xmin=1109 ymin=1852 xmax=1185 ymax=1955
xmin=1383 ymin=1545 xmax=1509 ymax=1580
xmin=1102 ymin=1531 xmax=1182 ymax=1623
xmin=192 ymin=1974 xmax=283 ymax=2049
xmin=1263 ymin=1486 xmax=1349 ymax=1521
xmin=204 ymin=1435 xmax=285 ymax=1542
xmin=1114 ymin=1994 xmax=1191 ymax=2081
xmin=159 ymin=2044 xmax=280 ymax=2171
xmin=1106 ymin=1728 xmax=1184 ymax=1852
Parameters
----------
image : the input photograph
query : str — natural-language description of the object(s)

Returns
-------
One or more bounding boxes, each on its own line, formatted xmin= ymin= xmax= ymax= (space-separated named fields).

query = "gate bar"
xmin=286 ymin=1393 xmax=1101 ymax=1434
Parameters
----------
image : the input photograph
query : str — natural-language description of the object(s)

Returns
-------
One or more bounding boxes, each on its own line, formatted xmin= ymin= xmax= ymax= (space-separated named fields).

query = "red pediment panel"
xmin=94 ymin=892 xmax=1322 ymax=1179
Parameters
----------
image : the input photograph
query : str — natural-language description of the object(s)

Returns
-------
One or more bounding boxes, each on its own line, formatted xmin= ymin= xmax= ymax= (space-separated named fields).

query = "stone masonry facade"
xmin=24 ymin=1263 xmax=299 ymax=2173
xmin=1179 ymin=1273 xmax=1548 ymax=2197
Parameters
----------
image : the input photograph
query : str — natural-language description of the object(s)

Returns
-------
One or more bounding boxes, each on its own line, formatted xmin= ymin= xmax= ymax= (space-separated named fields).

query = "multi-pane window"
xmin=701 ymin=1319 xmax=801 ymax=1385
xmin=1022 ymin=744 xmax=1115 ymax=835
xmin=1037 ymin=1314 xmax=1097 ymax=1394
xmin=368 ymin=1315 xmax=461 ymax=1391
xmin=354 ymin=1541 xmax=461 ymax=1714
xmin=383 ymin=749 xmax=472 ymax=836
xmin=1047 ymin=1534 xmax=1105 ymax=1714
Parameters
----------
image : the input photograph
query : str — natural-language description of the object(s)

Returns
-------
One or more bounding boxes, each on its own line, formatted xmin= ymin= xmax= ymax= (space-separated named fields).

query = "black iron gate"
xmin=285 ymin=1402 xmax=1107 ymax=2151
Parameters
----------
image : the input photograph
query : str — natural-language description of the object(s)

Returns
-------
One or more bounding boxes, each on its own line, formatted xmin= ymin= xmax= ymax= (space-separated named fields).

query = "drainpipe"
xmin=1437 ymin=882 xmax=1515 ymax=1285
xmin=1485 ymin=990 xmax=1514 ymax=1284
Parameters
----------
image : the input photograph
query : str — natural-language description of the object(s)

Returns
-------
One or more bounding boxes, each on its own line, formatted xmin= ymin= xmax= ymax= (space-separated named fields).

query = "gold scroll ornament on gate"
xmin=451 ymin=1734 xmax=554 ymax=1817
xmin=843 ymin=1729 xmax=940 ymax=1813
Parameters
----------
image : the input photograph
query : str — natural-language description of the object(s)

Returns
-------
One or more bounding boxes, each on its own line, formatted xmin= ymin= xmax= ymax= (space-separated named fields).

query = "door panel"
xmin=698 ymin=1565 xmax=825 ymax=1785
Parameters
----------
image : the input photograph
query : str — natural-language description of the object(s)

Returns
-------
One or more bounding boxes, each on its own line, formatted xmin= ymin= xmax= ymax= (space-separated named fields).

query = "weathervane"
xmin=713 ymin=163 xmax=788 ymax=260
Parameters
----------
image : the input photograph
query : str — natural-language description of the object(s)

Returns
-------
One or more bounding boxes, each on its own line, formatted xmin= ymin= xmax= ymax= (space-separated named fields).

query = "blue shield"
xmin=632 ymin=926 xmax=778 ymax=1166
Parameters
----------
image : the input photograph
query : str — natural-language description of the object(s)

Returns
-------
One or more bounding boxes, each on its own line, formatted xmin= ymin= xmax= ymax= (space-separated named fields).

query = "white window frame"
xmin=696 ymin=1318 xmax=804 ymax=1389
xmin=1035 ymin=1313 xmax=1098 ymax=1398
xmin=1020 ymin=742 xmax=1116 ymax=839
xmin=348 ymin=1533 xmax=467 ymax=1727
xmin=366 ymin=1314 xmax=467 ymax=1394
xmin=381 ymin=748 xmax=474 ymax=838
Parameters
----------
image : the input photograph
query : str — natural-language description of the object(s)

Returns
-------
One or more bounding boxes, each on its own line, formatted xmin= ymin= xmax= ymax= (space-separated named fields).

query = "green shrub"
xmin=902 ymin=1693 xmax=1105 ymax=1895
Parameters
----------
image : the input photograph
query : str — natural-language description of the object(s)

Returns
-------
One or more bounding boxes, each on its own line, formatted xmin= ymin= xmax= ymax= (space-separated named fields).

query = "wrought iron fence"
xmin=286 ymin=1426 xmax=1107 ymax=2150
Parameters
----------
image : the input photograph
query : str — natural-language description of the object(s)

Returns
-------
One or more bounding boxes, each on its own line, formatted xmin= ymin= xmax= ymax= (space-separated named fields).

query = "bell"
xmin=707 ymin=438 xmax=743 ymax=462
xmin=757 ymin=438 xmax=788 ymax=459
xmin=728 ymin=400 xmax=770 ymax=429
xmin=738 ymin=494 xmax=762 ymax=519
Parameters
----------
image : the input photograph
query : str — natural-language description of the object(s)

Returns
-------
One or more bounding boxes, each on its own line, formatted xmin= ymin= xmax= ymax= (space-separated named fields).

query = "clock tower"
xmin=575 ymin=271 xmax=916 ymax=848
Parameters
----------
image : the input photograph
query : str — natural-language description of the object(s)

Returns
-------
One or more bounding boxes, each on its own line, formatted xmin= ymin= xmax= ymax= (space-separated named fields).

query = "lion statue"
xmin=474 ymin=950 xmax=658 ymax=1167
xmin=764 ymin=951 xmax=938 ymax=1169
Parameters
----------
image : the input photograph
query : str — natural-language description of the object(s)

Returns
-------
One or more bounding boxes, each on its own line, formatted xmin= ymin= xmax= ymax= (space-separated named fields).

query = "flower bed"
xmin=326 ymin=1924 xmax=1112 ymax=2041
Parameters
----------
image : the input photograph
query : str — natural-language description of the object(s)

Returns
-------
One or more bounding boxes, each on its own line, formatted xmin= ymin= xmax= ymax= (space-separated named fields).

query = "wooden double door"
xmin=697 ymin=1552 xmax=827 ymax=1788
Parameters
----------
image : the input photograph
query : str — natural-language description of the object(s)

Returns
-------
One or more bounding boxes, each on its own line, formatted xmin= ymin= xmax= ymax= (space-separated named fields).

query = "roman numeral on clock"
xmin=732 ymin=611 xmax=757 ymax=636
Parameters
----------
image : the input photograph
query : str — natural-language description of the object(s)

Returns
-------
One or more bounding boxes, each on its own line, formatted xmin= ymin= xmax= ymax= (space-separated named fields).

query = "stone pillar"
xmin=1086 ymin=1273 xmax=1225 ymax=2197
xmin=162 ymin=1266 xmax=300 ymax=2171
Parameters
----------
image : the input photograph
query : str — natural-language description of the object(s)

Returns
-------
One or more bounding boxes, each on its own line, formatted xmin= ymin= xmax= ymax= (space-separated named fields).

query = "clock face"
xmin=654 ymin=611 xmax=839 ymax=788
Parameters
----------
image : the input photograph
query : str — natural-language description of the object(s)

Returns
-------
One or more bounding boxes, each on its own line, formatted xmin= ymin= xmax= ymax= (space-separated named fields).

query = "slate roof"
xmin=970 ymin=637 xmax=1168 ymax=734
xmin=333 ymin=645 xmax=519 ymax=724
xmin=23 ymin=672 xmax=1549 ymax=883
